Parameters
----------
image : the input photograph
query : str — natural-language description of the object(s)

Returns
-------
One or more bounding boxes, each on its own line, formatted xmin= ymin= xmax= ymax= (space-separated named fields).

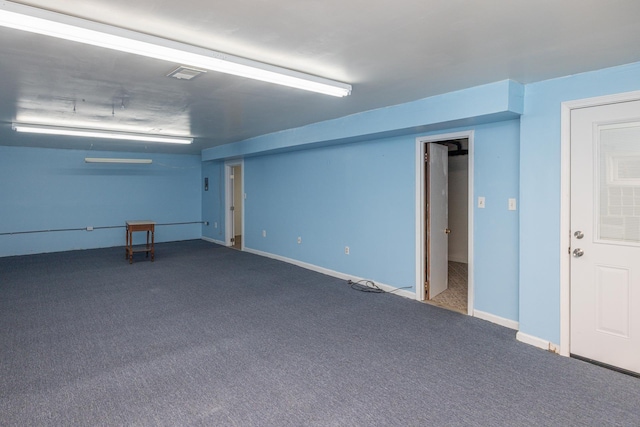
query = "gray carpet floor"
xmin=1 ymin=240 xmax=638 ymax=426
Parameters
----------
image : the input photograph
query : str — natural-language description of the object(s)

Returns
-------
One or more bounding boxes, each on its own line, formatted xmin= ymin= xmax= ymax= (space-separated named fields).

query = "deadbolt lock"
xmin=574 ymin=230 xmax=584 ymax=239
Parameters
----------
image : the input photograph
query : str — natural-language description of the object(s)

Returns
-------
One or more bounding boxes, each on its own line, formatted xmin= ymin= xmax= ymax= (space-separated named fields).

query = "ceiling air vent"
xmin=166 ymin=66 xmax=206 ymax=80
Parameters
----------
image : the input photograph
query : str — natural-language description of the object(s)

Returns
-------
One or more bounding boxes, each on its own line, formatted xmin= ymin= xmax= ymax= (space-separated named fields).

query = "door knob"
xmin=445 ymin=228 xmax=451 ymax=234
xmin=572 ymin=248 xmax=584 ymax=257
xmin=574 ymin=230 xmax=584 ymax=239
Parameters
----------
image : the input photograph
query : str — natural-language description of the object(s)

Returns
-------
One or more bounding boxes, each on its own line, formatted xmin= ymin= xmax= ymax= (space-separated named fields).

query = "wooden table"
xmin=125 ymin=220 xmax=155 ymax=264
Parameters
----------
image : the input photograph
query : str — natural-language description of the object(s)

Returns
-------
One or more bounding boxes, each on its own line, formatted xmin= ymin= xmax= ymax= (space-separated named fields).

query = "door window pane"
xmin=598 ymin=122 xmax=640 ymax=243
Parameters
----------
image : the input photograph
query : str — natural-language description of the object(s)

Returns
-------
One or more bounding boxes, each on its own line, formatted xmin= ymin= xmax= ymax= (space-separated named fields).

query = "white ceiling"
xmin=1 ymin=0 xmax=639 ymax=154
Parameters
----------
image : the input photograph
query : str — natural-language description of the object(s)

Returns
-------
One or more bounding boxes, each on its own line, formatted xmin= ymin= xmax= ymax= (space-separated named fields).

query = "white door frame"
xmin=224 ymin=159 xmax=244 ymax=248
xmin=559 ymin=89 xmax=640 ymax=357
xmin=415 ymin=130 xmax=474 ymax=314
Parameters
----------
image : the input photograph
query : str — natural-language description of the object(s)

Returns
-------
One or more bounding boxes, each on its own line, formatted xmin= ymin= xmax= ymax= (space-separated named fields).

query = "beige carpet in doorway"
xmin=429 ymin=261 xmax=468 ymax=313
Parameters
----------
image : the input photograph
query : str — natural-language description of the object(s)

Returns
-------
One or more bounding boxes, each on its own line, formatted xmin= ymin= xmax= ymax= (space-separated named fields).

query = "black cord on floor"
xmin=347 ymin=279 xmax=412 ymax=294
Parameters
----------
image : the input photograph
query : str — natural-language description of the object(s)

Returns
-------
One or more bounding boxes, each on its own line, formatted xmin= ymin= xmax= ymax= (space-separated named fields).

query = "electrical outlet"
xmin=214 ymin=222 xmax=218 ymax=228
xmin=478 ymin=196 xmax=486 ymax=208
xmin=297 ymin=236 xmax=302 ymax=244
xmin=262 ymin=230 xmax=266 ymax=237
xmin=345 ymin=246 xmax=350 ymax=255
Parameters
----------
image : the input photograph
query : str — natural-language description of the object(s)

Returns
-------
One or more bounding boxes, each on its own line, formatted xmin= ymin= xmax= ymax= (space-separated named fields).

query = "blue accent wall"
xmin=205 ymin=117 xmax=521 ymax=321
xmin=201 ymin=80 xmax=524 ymax=322
xmin=473 ymin=120 xmax=520 ymax=321
xmin=0 ymin=146 xmax=202 ymax=257
xmin=244 ymin=135 xmax=417 ymax=289
xmin=519 ymin=61 xmax=640 ymax=344
xmin=201 ymin=81 xmax=524 ymax=321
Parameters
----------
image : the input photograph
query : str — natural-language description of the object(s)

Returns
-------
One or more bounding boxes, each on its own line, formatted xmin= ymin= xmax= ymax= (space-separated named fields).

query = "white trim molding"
xmin=201 ymin=236 xmax=226 ymax=246
xmin=244 ymin=247 xmax=416 ymax=299
xmin=473 ymin=309 xmax=519 ymax=330
xmin=516 ymin=331 xmax=559 ymax=354
xmin=559 ymin=90 xmax=640 ymax=358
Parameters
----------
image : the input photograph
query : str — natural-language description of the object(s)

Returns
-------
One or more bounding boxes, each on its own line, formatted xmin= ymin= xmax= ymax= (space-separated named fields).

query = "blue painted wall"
xmin=472 ymin=120 xmax=520 ymax=321
xmin=0 ymin=146 xmax=202 ymax=257
xmin=519 ymin=61 xmax=640 ymax=344
xmin=209 ymin=118 xmax=520 ymax=321
xmin=200 ymin=79 xmax=524 ymax=322
xmin=244 ymin=135 xmax=416 ymax=289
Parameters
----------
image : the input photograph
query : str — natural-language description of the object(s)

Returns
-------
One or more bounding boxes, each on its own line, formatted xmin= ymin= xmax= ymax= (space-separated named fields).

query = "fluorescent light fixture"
xmin=0 ymin=1 xmax=352 ymax=97
xmin=85 ymin=158 xmax=152 ymax=164
xmin=13 ymin=123 xmax=193 ymax=144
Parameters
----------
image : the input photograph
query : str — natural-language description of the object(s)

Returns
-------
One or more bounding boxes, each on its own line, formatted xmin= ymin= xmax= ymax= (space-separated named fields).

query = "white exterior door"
xmin=570 ymin=100 xmax=640 ymax=374
xmin=427 ymin=143 xmax=449 ymax=299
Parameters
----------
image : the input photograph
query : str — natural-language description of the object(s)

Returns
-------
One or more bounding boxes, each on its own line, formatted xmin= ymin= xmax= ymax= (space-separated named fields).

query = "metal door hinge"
xmin=424 ymin=153 xmax=429 ymax=162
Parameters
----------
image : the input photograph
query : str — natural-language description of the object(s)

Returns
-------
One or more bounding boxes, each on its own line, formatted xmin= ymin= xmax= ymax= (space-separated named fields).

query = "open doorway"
xmin=225 ymin=160 xmax=243 ymax=250
xmin=416 ymin=132 xmax=473 ymax=315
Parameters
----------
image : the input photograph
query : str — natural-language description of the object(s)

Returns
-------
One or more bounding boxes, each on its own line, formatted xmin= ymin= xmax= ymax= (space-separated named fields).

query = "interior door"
xmin=232 ymin=165 xmax=243 ymax=245
xmin=427 ymin=143 xmax=449 ymax=299
xmin=570 ymin=99 xmax=640 ymax=374
xmin=229 ymin=169 xmax=236 ymax=245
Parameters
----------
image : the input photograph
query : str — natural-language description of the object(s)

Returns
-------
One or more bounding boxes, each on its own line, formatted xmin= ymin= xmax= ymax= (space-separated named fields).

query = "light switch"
xmin=478 ymin=197 xmax=486 ymax=208
xmin=508 ymin=198 xmax=517 ymax=211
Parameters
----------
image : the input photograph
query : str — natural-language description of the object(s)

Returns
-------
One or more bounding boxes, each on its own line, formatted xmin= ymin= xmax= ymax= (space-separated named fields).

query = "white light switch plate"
xmin=478 ymin=197 xmax=486 ymax=208
xmin=508 ymin=198 xmax=517 ymax=211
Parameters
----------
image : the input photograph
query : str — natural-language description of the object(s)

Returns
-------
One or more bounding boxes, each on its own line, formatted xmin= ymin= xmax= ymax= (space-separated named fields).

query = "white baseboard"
xmin=473 ymin=309 xmax=519 ymax=330
xmin=516 ymin=331 xmax=559 ymax=353
xmin=201 ymin=236 xmax=226 ymax=246
xmin=243 ymin=247 xmax=415 ymax=299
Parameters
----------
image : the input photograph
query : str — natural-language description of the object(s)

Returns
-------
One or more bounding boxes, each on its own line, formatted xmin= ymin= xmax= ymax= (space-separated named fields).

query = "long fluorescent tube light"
xmin=85 ymin=158 xmax=152 ymax=164
xmin=13 ymin=123 xmax=193 ymax=144
xmin=0 ymin=1 xmax=352 ymax=97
